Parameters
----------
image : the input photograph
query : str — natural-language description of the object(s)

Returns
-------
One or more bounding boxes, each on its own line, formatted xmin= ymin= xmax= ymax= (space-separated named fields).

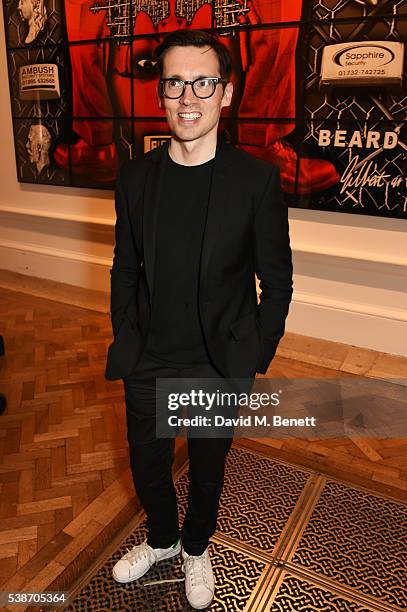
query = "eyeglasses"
xmin=159 ymin=77 xmax=228 ymax=99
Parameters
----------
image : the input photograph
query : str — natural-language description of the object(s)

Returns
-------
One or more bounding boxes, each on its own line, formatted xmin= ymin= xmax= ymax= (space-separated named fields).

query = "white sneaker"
xmin=182 ymin=547 xmax=214 ymax=610
xmin=112 ymin=539 xmax=181 ymax=583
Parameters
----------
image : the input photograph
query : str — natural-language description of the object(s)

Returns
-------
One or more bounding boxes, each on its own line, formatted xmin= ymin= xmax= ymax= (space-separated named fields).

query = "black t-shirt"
xmin=144 ymin=151 xmax=214 ymax=365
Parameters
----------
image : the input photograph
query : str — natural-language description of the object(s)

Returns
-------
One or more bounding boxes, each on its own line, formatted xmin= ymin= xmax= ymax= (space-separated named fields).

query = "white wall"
xmin=0 ymin=9 xmax=114 ymax=293
xmin=1 ymin=9 xmax=406 ymax=356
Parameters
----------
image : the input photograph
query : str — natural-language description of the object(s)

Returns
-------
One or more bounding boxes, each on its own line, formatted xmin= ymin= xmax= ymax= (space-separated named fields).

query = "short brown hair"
xmin=154 ymin=29 xmax=232 ymax=82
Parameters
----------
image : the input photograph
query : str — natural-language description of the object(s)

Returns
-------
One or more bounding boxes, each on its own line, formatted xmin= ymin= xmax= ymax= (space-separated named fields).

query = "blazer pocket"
xmin=230 ymin=312 xmax=257 ymax=341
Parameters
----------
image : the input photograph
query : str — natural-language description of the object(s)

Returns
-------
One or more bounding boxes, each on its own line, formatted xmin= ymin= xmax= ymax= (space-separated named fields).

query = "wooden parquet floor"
xmin=0 ymin=281 xmax=406 ymax=606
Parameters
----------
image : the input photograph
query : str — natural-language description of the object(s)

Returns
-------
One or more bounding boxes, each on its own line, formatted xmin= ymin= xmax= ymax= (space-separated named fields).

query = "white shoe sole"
xmin=187 ymin=593 xmax=214 ymax=610
xmin=112 ymin=543 xmax=181 ymax=583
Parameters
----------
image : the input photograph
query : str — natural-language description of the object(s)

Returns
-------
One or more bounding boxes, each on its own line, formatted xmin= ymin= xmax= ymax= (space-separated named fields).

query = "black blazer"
xmin=105 ymin=137 xmax=293 ymax=381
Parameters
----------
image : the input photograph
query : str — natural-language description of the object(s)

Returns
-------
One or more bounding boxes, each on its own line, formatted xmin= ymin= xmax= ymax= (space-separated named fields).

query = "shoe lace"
xmin=141 ymin=550 xmax=210 ymax=588
xmin=136 ymin=542 xmax=185 ymax=587
xmin=182 ymin=552 xmax=209 ymax=588
xmin=142 ymin=576 xmax=185 ymax=586
xmin=123 ymin=541 xmax=155 ymax=566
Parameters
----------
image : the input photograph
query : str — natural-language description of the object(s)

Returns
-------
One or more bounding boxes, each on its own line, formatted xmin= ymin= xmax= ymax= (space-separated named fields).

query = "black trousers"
xmin=123 ymin=351 xmax=245 ymax=556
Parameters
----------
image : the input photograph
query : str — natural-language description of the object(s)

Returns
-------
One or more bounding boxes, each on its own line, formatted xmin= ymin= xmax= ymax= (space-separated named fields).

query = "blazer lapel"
xmin=199 ymin=138 xmax=233 ymax=294
xmin=142 ymin=140 xmax=170 ymax=303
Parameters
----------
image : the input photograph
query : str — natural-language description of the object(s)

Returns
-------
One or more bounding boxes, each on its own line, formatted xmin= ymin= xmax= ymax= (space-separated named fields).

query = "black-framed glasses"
xmin=159 ymin=77 xmax=228 ymax=99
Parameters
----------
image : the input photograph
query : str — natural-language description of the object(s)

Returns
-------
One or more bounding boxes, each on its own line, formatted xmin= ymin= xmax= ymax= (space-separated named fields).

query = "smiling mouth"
xmin=178 ymin=112 xmax=202 ymax=121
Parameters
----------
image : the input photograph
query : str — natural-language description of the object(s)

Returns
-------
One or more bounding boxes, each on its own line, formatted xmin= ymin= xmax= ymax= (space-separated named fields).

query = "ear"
xmin=220 ymin=81 xmax=233 ymax=109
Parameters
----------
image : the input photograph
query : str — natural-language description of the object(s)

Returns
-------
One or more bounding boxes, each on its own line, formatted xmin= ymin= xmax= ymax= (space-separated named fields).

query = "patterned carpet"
xmin=63 ymin=445 xmax=407 ymax=612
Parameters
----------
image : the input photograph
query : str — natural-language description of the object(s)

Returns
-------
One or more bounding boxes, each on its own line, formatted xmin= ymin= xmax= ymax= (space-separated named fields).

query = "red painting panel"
xmin=63 ymin=0 xmax=302 ymax=43
xmin=230 ymin=26 xmax=300 ymax=123
xmin=64 ymin=0 xmax=111 ymax=42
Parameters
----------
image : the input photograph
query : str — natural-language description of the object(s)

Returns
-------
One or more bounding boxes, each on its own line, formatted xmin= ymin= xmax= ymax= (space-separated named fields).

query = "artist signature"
xmin=340 ymin=155 xmax=406 ymax=211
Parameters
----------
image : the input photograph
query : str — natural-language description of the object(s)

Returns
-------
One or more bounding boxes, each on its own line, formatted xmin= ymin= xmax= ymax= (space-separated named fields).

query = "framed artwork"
xmin=2 ymin=0 xmax=406 ymax=218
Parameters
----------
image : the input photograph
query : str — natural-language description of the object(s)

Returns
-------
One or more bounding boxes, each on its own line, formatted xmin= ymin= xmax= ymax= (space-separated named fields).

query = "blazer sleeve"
xmin=253 ymin=165 xmax=293 ymax=373
xmin=110 ymin=166 xmax=140 ymax=338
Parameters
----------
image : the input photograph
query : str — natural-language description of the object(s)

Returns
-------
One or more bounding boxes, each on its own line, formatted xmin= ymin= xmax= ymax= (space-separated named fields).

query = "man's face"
xmin=158 ymin=45 xmax=233 ymax=144
xmin=18 ymin=0 xmax=33 ymax=21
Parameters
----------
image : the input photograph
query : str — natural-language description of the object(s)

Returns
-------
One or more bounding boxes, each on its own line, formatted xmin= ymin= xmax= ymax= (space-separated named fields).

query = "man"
xmin=105 ymin=29 xmax=293 ymax=609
